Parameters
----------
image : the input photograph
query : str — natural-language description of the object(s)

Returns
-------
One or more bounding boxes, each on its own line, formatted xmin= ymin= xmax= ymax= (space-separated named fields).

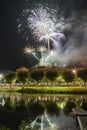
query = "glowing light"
xmin=72 ymin=69 xmax=76 ymax=74
xmin=60 ymin=103 xmax=64 ymax=109
xmin=24 ymin=47 xmax=34 ymax=54
xmin=30 ymin=110 xmax=54 ymax=129
xmin=23 ymin=45 xmax=53 ymax=66
xmin=0 ymin=99 xmax=5 ymax=107
xmin=37 ymin=46 xmax=47 ymax=52
xmin=24 ymin=46 xmax=40 ymax=61
xmin=0 ymin=74 xmax=3 ymax=78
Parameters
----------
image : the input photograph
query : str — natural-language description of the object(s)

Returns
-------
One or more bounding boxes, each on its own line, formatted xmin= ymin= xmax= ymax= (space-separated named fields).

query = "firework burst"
xmin=18 ymin=4 xmax=66 ymax=67
xmin=28 ymin=5 xmax=56 ymax=41
xmin=24 ymin=46 xmax=40 ymax=61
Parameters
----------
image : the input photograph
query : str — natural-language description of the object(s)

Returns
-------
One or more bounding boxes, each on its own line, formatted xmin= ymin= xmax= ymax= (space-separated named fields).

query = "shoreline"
xmin=0 ymin=86 xmax=87 ymax=94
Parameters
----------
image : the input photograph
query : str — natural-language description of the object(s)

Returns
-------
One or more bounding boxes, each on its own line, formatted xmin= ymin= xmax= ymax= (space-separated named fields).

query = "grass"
xmin=20 ymin=86 xmax=87 ymax=94
xmin=0 ymin=85 xmax=87 ymax=94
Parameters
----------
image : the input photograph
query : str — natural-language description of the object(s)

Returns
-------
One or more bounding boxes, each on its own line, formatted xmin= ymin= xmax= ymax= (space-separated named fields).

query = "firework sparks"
xmin=24 ymin=47 xmax=34 ymax=54
xmin=37 ymin=46 xmax=47 ymax=52
xmin=28 ymin=5 xmax=65 ymax=50
xmin=18 ymin=4 xmax=65 ymax=47
xmin=24 ymin=46 xmax=40 ymax=61
xmin=18 ymin=4 xmax=66 ymax=67
xmin=28 ymin=5 xmax=56 ymax=41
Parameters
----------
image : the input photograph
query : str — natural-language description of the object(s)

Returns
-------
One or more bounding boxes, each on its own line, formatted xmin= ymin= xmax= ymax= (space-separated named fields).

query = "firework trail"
xmin=24 ymin=45 xmax=50 ymax=65
xmin=24 ymin=46 xmax=40 ymax=61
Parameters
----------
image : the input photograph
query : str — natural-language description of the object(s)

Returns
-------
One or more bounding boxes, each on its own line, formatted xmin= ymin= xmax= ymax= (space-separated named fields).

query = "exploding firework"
xmin=18 ymin=4 xmax=65 ymax=67
xmin=28 ymin=5 xmax=65 ymax=50
xmin=24 ymin=47 xmax=34 ymax=54
xmin=37 ymin=46 xmax=47 ymax=52
xmin=23 ymin=45 xmax=53 ymax=66
xmin=28 ymin=5 xmax=56 ymax=41
xmin=24 ymin=46 xmax=40 ymax=61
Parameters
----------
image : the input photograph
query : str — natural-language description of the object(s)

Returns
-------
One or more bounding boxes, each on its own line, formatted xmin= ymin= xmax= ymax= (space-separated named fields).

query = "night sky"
xmin=0 ymin=0 xmax=87 ymax=71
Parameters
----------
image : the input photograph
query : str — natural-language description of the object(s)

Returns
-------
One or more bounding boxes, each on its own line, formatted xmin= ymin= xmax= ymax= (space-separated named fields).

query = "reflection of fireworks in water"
xmin=30 ymin=110 xmax=55 ymax=130
xmin=18 ymin=4 xmax=65 ymax=66
xmin=19 ymin=110 xmax=79 ymax=130
xmin=30 ymin=110 xmax=78 ymax=130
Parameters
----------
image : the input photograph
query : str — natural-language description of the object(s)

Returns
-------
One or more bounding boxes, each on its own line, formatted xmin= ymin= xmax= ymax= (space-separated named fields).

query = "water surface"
xmin=0 ymin=92 xmax=86 ymax=130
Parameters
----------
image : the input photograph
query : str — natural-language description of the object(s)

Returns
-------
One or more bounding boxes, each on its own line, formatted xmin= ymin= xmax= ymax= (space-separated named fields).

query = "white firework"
xmin=18 ymin=4 xmax=66 ymax=67
xmin=24 ymin=46 xmax=40 ymax=61
xmin=24 ymin=46 xmax=35 ymax=54
xmin=28 ymin=5 xmax=65 ymax=50
xmin=28 ymin=5 xmax=56 ymax=41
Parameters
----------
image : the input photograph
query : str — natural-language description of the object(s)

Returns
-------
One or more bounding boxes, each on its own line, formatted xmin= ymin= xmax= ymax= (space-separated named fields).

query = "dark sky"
xmin=0 ymin=0 xmax=87 ymax=71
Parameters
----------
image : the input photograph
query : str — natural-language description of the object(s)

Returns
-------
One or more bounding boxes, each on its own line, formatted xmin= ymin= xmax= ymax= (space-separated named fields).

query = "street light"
xmin=0 ymin=74 xmax=3 ymax=78
xmin=72 ymin=69 xmax=76 ymax=74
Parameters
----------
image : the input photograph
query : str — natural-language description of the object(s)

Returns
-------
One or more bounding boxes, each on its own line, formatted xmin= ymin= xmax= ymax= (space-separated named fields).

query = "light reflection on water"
xmin=29 ymin=110 xmax=79 ymax=130
xmin=0 ymin=93 xmax=86 ymax=130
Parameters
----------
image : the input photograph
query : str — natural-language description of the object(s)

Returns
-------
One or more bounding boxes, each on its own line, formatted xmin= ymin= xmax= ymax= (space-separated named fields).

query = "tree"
xmin=16 ymin=67 xmax=29 ymax=72
xmin=62 ymin=70 xmax=74 ymax=85
xmin=30 ymin=70 xmax=44 ymax=86
xmin=16 ymin=67 xmax=29 ymax=88
xmin=0 ymin=125 xmax=10 ymax=130
xmin=45 ymin=70 xmax=58 ymax=85
xmin=77 ymin=68 xmax=87 ymax=86
xmin=4 ymin=70 xmax=17 ymax=87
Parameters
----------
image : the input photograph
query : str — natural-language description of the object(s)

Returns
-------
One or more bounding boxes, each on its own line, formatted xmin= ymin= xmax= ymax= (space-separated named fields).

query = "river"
xmin=0 ymin=92 xmax=87 ymax=130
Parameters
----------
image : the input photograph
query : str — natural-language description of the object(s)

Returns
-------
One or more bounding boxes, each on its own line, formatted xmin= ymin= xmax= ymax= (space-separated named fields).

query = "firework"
xmin=37 ymin=46 xmax=47 ymax=52
xmin=28 ymin=5 xmax=56 ymax=41
xmin=23 ymin=45 xmax=52 ymax=66
xmin=18 ymin=4 xmax=65 ymax=47
xmin=18 ymin=4 xmax=65 ymax=67
xmin=23 ymin=47 xmax=34 ymax=54
xmin=28 ymin=5 xmax=65 ymax=50
xmin=24 ymin=46 xmax=40 ymax=61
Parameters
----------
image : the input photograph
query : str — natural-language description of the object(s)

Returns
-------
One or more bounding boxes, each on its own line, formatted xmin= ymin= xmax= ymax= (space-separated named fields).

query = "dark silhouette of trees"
xmin=77 ymin=68 xmax=87 ymax=86
xmin=16 ymin=67 xmax=29 ymax=88
xmin=62 ymin=70 xmax=75 ymax=85
xmin=3 ymin=70 xmax=17 ymax=87
xmin=30 ymin=70 xmax=44 ymax=86
xmin=2 ymin=66 xmax=87 ymax=88
xmin=45 ymin=70 xmax=58 ymax=84
xmin=63 ymin=100 xmax=76 ymax=114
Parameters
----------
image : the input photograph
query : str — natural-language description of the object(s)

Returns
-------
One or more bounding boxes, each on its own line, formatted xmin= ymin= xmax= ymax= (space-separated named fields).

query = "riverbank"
xmin=0 ymin=86 xmax=87 ymax=94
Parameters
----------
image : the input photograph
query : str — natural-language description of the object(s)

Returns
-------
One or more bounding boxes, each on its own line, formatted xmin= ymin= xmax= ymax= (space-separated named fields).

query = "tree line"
xmin=1 ymin=67 xmax=87 ymax=87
